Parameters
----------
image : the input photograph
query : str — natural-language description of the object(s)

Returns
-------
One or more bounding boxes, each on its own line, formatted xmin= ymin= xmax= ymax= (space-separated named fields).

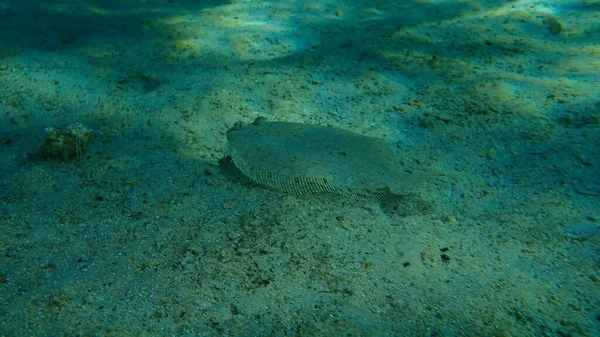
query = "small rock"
xmin=544 ymin=17 xmax=563 ymax=35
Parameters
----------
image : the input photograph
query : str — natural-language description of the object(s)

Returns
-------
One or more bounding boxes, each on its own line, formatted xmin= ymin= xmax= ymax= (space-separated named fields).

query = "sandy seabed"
xmin=1 ymin=1 xmax=599 ymax=336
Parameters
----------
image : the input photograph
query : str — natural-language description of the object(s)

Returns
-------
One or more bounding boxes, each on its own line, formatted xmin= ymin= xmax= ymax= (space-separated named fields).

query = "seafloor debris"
xmin=40 ymin=122 xmax=92 ymax=160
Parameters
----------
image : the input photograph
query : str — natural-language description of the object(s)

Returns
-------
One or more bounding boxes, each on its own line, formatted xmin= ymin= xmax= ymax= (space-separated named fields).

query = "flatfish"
xmin=226 ymin=117 xmax=421 ymax=199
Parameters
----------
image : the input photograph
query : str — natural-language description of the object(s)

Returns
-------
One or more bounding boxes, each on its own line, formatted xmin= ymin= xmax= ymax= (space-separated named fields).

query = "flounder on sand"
xmin=226 ymin=117 xmax=422 ymax=199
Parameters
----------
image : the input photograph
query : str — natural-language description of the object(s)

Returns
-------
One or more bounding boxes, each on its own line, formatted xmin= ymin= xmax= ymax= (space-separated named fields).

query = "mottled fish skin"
xmin=226 ymin=117 xmax=420 ymax=199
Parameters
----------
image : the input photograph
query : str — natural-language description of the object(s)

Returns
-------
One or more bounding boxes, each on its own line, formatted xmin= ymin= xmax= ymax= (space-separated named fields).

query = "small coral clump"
xmin=40 ymin=123 xmax=92 ymax=160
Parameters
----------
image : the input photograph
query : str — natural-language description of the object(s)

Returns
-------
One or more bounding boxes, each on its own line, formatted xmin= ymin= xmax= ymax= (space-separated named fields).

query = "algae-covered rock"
xmin=40 ymin=123 xmax=92 ymax=160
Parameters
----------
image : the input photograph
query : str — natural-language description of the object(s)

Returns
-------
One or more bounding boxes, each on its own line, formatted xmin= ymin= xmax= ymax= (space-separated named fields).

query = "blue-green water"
xmin=0 ymin=1 xmax=598 ymax=336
